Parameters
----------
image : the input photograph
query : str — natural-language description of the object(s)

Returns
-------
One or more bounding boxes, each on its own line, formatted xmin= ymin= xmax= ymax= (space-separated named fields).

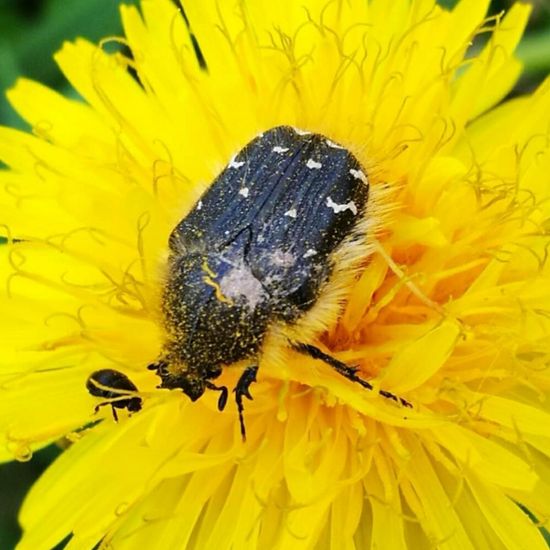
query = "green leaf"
xmin=0 ymin=41 xmax=24 ymax=128
xmin=517 ymin=28 xmax=550 ymax=75
xmin=17 ymin=0 xmax=137 ymax=85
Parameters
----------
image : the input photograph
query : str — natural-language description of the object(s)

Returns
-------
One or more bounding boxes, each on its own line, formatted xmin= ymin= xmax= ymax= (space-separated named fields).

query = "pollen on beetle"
xmin=219 ymin=262 xmax=266 ymax=309
xmin=268 ymin=249 xmax=295 ymax=268
xmin=239 ymin=187 xmax=250 ymax=198
xmin=272 ymin=145 xmax=289 ymax=154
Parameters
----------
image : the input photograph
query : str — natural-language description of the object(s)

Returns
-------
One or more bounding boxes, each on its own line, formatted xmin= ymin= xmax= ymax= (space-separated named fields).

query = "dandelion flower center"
xmin=1 ymin=0 xmax=550 ymax=548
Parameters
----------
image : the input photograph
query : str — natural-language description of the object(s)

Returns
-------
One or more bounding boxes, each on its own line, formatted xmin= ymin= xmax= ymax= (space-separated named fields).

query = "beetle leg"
xmin=291 ymin=342 xmax=412 ymax=408
xmin=206 ymin=381 xmax=229 ymax=411
xmin=233 ymin=365 xmax=259 ymax=441
xmin=93 ymin=401 xmax=120 ymax=421
xmin=91 ymin=400 xmax=124 ymax=422
xmin=147 ymin=359 xmax=168 ymax=375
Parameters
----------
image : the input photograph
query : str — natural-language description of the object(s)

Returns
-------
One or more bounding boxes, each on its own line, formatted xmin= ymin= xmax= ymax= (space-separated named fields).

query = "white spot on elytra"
xmin=349 ymin=168 xmax=369 ymax=185
xmin=219 ymin=262 xmax=265 ymax=309
xmin=293 ymin=128 xmax=311 ymax=136
xmin=303 ymin=248 xmax=317 ymax=258
xmin=326 ymin=196 xmax=358 ymax=215
xmin=273 ymin=146 xmax=289 ymax=154
xmin=326 ymin=139 xmax=344 ymax=149
xmin=197 ymin=200 xmax=203 ymax=210
xmin=239 ymin=187 xmax=250 ymax=198
xmin=284 ymin=208 xmax=297 ymax=218
xmin=306 ymin=159 xmax=322 ymax=170
xmin=229 ymin=155 xmax=245 ymax=169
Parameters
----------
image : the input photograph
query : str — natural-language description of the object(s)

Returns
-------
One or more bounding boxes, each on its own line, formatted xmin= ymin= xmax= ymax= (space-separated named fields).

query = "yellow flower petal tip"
xmin=1 ymin=0 xmax=550 ymax=548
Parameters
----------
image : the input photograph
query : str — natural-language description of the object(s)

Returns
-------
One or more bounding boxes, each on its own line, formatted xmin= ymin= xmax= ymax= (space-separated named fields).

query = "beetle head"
xmin=158 ymin=369 xmax=206 ymax=401
xmin=126 ymin=396 xmax=143 ymax=412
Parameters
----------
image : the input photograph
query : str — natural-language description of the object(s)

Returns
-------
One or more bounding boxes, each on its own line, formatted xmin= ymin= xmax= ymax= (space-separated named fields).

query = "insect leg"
xmin=233 ymin=365 xmax=259 ymax=441
xmin=205 ymin=381 xmax=229 ymax=411
xmin=291 ymin=342 xmax=412 ymax=407
xmin=147 ymin=359 xmax=168 ymax=375
xmin=92 ymin=402 xmax=120 ymax=421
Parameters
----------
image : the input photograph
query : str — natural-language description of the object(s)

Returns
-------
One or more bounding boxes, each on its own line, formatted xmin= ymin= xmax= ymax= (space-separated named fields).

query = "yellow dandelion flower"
xmin=2 ymin=0 xmax=550 ymax=548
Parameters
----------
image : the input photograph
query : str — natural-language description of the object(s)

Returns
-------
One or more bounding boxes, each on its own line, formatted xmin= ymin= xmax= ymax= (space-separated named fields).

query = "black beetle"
xmin=86 ymin=369 xmax=142 ymax=421
xmin=146 ymin=126 xmax=410 ymax=440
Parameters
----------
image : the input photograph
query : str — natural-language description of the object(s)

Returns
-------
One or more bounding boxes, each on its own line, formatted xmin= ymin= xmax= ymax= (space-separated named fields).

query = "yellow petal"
xmin=381 ymin=320 xmax=461 ymax=392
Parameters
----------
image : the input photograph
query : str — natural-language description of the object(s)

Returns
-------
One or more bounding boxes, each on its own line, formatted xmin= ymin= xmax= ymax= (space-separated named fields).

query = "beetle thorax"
xmin=161 ymin=248 xmax=271 ymax=376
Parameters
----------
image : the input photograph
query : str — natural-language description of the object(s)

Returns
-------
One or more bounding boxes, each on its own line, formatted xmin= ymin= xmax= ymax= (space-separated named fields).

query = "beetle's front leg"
xmin=233 ymin=365 xmax=259 ymax=441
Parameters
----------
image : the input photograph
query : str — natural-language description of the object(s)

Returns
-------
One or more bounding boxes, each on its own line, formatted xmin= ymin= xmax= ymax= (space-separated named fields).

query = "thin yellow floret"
xmin=0 ymin=0 xmax=550 ymax=548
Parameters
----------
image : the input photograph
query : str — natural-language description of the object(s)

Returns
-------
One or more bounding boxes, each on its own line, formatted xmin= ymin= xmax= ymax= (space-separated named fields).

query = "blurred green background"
xmin=0 ymin=0 xmax=549 ymax=548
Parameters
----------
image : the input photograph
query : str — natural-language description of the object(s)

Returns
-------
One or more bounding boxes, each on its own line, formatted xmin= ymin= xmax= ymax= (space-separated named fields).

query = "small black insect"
xmin=148 ymin=125 xmax=410 ymax=440
xmin=86 ymin=369 xmax=142 ymax=421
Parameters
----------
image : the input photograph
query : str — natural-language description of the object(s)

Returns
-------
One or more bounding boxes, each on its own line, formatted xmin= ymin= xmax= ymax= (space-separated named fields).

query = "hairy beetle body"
xmin=144 ymin=126 xmax=408 ymax=438
xmin=164 ymin=127 xmax=368 ymax=362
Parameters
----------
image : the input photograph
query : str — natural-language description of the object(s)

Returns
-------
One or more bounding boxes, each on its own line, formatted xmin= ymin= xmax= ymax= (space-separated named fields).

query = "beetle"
xmin=146 ymin=126 xmax=410 ymax=440
xmin=86 ymin=369 xmax=142 ymax=421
